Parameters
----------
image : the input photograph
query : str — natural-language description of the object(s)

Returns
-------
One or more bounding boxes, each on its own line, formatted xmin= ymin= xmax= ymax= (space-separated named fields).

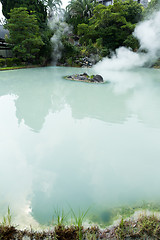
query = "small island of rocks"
xmin=65 ymin=73 xmax=104 ymax=83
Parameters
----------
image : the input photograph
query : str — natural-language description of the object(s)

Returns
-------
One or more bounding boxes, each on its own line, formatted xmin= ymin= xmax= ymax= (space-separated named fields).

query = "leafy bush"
xmin=123 ymin=35 xmax=139 ymax=50
xmin=6 ymin=58 xmax=21 ymax=67
xmin=0 ymin=58 xmax=23 ymax=68
xmin=80 ymin=47 xmax=89 ymax=57
xmin=66 ymin=57 xmax=73 ymax=66
xmin=100 ymin=47 xmax=110 ymax=57
xmin=60 ymin=37 xmax=80 ymax=63
xmin=86 ymin=40 xmax=97 ymax=55
xmin=0 ymin=58 xmax=6 ymax=67
xmin=96 ymin=38 xmax=103 ymax=48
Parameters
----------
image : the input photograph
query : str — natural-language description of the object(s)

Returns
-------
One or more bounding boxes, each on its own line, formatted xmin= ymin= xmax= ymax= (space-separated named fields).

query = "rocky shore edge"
xmin=1 ymin=214 xmax=160 ymax=239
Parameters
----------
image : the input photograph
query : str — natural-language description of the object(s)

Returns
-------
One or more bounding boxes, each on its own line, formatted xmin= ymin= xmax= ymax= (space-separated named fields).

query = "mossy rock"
xmin=65 ymin=73 xmax=104 ymax=83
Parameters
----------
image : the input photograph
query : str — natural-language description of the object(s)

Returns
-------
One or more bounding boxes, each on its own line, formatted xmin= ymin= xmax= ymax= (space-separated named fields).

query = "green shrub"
xmin=100 ymin=47 xmax=110 ymax=57
xmin=86 ymin=40 xmax=97 ymax=55
xmin=96 ymin=38 xmax=103 ymax=48
xmin=0 ymin=58 xmax=6 ymax=67
xmin=0 ymin=58 xmax=22 ymax=68
xmin=6 ymin=58 xmax=21 ymax=67
xmin=60 ymin=37 xmax=80 ymax=63
xmin=123 ymin=35 xmax=139 ymax=51
xmin=66 ymin=57 xmax=73 ymax=66
xmin=80 ymin=47 xmax=89 ymax=57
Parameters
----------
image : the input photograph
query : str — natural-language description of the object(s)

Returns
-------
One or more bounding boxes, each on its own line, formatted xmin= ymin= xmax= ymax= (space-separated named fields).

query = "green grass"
xmin=89 ymin=201 xmax=160 ymax=228
xmin=2 ymin=207 xmax=12 ymax=227
xmin=0 ymin=211 xmax=160 ymax=239
xmin=115 ymin=215 xmax=160 ymax=239
xmin=70 ymin=208 xmax=90 ymax=240
xmin=1 ymin=206 xmax=160 ymax=239
xmin=0 ymin=66 xmax=26 ymax=71
xmin=0 ymin=65 xmax=40 ymax=71
xmin=53 ymin=208 xmax=68 ymax=226
xmin=52 ymin=207 xmax=90 ymax=240
xmin=70 ymin=208 xmax=90 ymax=227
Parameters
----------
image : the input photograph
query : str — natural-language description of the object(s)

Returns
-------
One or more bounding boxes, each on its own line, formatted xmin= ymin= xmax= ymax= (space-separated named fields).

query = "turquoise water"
xmin=0 ymin=66 xmax=160 ymax=227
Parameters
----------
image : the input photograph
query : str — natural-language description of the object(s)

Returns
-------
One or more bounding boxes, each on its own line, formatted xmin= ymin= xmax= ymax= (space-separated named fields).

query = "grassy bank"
xmin=1 ymin=205 xmax=160 ymax=240
xmin=1 ymin=214 xmax=160 ymax=239
xmin=0 ymin=65 xmax=42 ymax=71
xmin=1 ymin=203 xmax=160 ymax=239
xmin=0 ymin=57 xmax=47 ymax=71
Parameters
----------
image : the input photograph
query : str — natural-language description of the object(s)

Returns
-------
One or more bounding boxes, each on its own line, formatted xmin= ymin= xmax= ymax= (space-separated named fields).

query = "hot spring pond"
xmin=0 ymin=66 xmax=160 ymax=228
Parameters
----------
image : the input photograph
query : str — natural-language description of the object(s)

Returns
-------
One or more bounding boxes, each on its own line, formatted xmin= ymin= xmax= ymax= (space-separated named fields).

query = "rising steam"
xmin=94 ymin=10 xmax=160 ymax=73
xmin=49 ymin=11 xmax=71 ymax=65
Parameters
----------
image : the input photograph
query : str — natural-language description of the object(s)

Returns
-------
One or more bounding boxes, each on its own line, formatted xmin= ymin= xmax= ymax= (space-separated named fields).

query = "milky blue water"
xmin=0 ymin=66 xmax=160 ymax=227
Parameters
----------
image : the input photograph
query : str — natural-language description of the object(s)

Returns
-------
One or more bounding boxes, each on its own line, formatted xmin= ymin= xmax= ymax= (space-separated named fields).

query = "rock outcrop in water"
xmin=65 ymin=73 xmax=104 ymax=83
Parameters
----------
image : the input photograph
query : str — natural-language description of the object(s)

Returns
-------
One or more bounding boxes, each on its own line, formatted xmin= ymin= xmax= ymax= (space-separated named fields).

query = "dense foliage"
xmin=77 ymin=0 xmax=143 ymax=56
xmin=0 ymin=0 xmax=156 ymax=66
xmin=143 ymin=0 xmax=160 ymax=16
xmin=66 ymin=0 xmax=97 ymax=33
xmin=1 ymin=0 xmax=58 ymax=64
xmin=5 ymin=7 xmax=44 ymax=63
xmin=1 ymin=0 xmax=47 ymax=23
xmin=42 ymin=0 xmax=62 ymax=18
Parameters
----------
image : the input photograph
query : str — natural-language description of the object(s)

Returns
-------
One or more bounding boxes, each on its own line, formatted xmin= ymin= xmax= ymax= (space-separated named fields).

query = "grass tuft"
xmin=70 ymin=207 xmax=90 ymax=240
xmin=53 ymin=208 xmax=68 ymax=226
xmin=2 ymin=207 xmax=12 ymax=227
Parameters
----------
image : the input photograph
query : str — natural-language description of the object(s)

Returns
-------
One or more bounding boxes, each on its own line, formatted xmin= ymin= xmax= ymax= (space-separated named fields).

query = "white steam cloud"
xmin=49 ymin=12 xmax=71 ymax=65
xmin=94 ymin=10 xmax=160 ymax=73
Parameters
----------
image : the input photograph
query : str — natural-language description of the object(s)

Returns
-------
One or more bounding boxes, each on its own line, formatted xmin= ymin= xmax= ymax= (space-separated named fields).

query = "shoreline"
xmin=0 ymin=65 xmax=42 ymax=71
xmin=1 ymin=213 xmax=160 ymax=239
xmin=0 ymin=63 xmax=159 ymax=71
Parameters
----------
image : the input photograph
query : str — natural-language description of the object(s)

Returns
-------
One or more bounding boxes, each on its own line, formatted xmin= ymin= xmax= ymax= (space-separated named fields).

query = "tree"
xmin=0 ymin=0 xmax=47 ymax=23
xmin=5 ymin=7 xmax=44 ymax=63
xmin=143 ymin=0 xmax=160 ymax=17
xmin=66 ymin=0 xmax=97 ymax=33
xmin=113 ymin=0 xmax=143 ymax=24
xmin=78 ymin=0 xmax=143 ymax=52
xmin=1 ymin=0 xmax=54 ymax=63
xmin=0 ymin=0 xmax=62 ymax=21
xmin=42 ymin=0 xmax=62 ymax=17
xmin=67 ymin=0 xmax=97 ymax=18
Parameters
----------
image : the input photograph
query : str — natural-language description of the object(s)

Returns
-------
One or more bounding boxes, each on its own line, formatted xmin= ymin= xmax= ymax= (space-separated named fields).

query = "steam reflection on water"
xmin=0 ymin=66 xmax=160 ymax=227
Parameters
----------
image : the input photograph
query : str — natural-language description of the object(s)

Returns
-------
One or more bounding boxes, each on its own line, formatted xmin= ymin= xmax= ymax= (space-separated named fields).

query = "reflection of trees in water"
xmin=65 ymin=82 xmax=130 ymax=124
xmin=0 ymin=67 xmax=160 ymax=131
xmin=0 ymin=68 xmax=132 ymax=133
xmin=0 ymin=67 xmax=160 ymax=225
xmin=0 ymin=68 xmax=131 ymax=225
xmin=0 ymin=69 xmax=65 ymax=132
